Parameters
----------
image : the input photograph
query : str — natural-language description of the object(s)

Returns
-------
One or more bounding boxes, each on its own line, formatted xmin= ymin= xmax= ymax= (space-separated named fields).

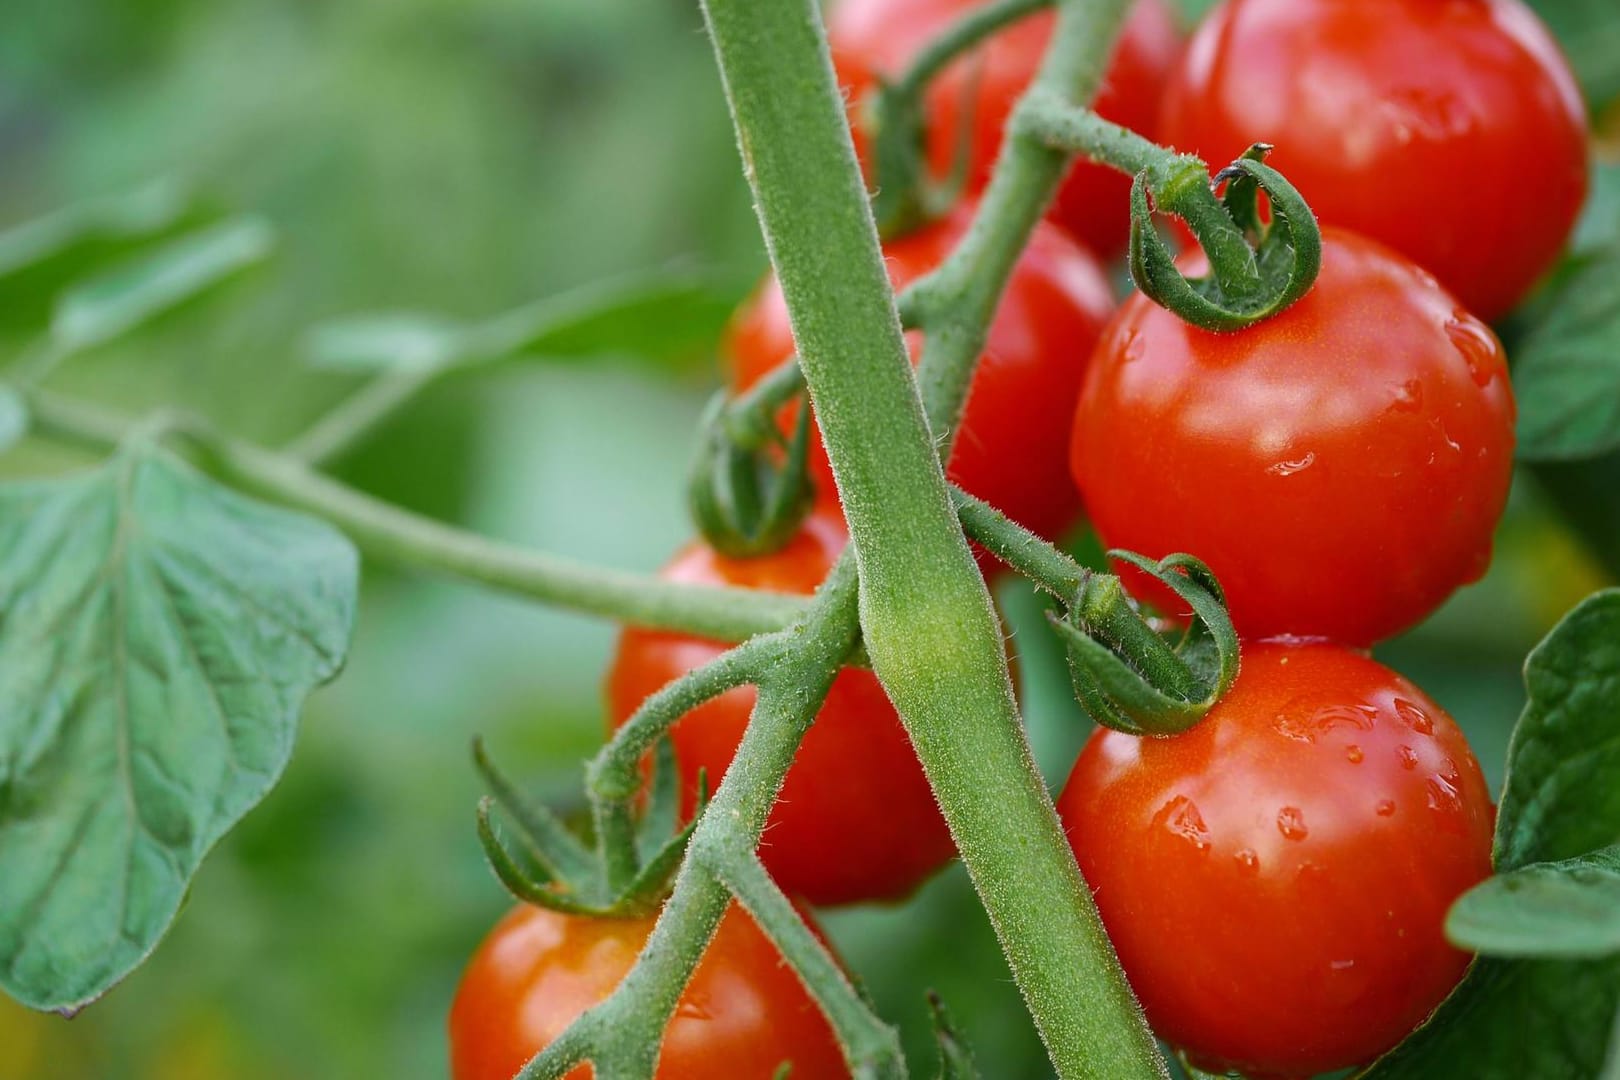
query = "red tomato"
xmin=727 ymin=202 xmax=1114 ymax=548
xmin=1159 ymin=0 xmax=1588 ymax=321
xmin=1071 ymin=228 xmax=1515 ymax=646
xmin=829 ymin=0 xmax=1184 ymax=255
xmin=607 ymin=511 xmax=956 ymax=906
xmin=1058 ymin=641 xmax=1494 ymax=1078
xmin=450 ymin=902 xmax=849 ymax=1080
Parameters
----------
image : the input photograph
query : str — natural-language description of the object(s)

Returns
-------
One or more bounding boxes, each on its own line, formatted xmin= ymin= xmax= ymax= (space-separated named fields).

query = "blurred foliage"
xmin=0 ymin=0 xmax=1612 ymax=1078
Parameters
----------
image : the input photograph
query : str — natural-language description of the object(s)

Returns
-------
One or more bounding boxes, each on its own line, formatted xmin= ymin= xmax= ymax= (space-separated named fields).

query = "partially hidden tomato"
xmin=450 ymin=902 xmax=849 ymax=1080
xmin=1160 ymin=0 xmax=1588 ymax=321
xmin=1071 ymin=227 xmax=1515 ymax=647
xmin=728 ymin=201 xmax=1114 ymax=549
xmin=607 ymin=510 xmax=956 ymax=906
xmin=829 ymin=0 xmax=1184 ymax=255
xmin=1058 ymin=641 xmax=1494 ymax=1079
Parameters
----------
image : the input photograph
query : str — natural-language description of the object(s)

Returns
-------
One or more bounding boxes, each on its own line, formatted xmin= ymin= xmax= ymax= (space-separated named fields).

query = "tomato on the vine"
xmin=1058 ymin=641 xmax=1494 ymax=1078
xmin=1159 ymin=0 xmax=1588 ymax=321
xmin=449 ymin=902 xmax=849 ymax=1080
xmin=829 ymin=0 xmax=1184 ymax=255
xmin=1071 ymin=227 xmax=1515 ymax=647
xmin=728 ymin=201 xmax=1114 ymax=548
xmin=607 ymin=510 xmax=956 ymax=906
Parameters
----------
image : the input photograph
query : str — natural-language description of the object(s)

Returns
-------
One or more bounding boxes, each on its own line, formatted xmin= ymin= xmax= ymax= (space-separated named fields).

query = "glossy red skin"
xmin=728 ymin=203 xmax=1114 ymax=548
xmin=1160 ymin=0 xmax=1588 ymax=321
xmin=607 ymin=513 xmax=956 ymax=906
xmin=450 ymin=902 xmax=849 ymax=1080
xmin=830 ymin=0 xmax=1184 ymax=255
xmin=1071 ymin=228 xmax=1515 ymax=646
xmin=1059 ymin=642 xmax=1494 ymax=1078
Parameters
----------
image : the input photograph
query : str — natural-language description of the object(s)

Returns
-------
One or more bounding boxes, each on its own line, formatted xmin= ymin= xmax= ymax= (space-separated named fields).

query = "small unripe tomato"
xmin=450 ymin=902 xmax=849 ymax=1080
xmin=1072 ymin=228 xmax=1515 ymax=646
xmin=607 ymin=511 xmax=956 ymax=906
xmin=1058 ymin=641 xmax=1495 ymax=1078
xmin=830 ymin=0 xmax=1185 ymax=255
xmin=1160 ymin=0 xmax=1588 ymax=320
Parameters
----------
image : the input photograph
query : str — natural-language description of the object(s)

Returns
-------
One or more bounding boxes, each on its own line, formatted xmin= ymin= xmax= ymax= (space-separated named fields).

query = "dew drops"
xmin=1157 ymin=795 xmax=1212 ymax=853
xmin=1376 ymin=800 xmax=1397 ymax=817
xmin=1277 ymin=806 xmax=1309 ymax=841
xmin=1330 ymin=959 xmax=1356 ymax=972
xmin=1313 ymin=703 xmax=1378 ymax=733
xmin=1234 ymin=849 xmax=1260 ymax=874
xmin=675 ymin=998 xmax=714 ymax=1020
xmin=1444 ymin=315 xmax=1501 ymax=388
xmin=1389 ymin=378 xmax=1425 ymax=413
xmin=1397 ymin=745 xmax=1419 ymax=770
xmin=1394 ymin=698 xmax=1435 ymax=735
xmin=1273 ymin=712 xmax=1316 ymax=743
xmin=1267 ymin=452 xmax=1317 ymax=477
xmin=1426 ymin=773 xmax=1464 ymax=814
xmin=1345 ymin=744 xmax=1364 ymax=764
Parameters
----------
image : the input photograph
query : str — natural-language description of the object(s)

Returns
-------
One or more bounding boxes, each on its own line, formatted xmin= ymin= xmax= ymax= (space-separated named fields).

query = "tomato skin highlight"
xmin=449 ymin=902 xmax=850 ymax=1080
xmin=1160 ymin=0 xmax=1588 ymax=321
xmin=1057 ymin=641 xmax=1495 ymax=1079
xmin=828 ymin=0 xmax=1184 ymax=255
xmin=728 ymin=202 xmax=1114 ymax=550
xmin=1071 ymin=227 xmax=1515 ymax=647
xmin=606 ymin=512 xmax=956 ymax=907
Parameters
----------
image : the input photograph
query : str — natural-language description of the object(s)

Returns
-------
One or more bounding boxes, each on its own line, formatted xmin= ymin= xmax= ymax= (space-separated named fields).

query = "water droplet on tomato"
xmin=1345 ymin=744 xmax=1364 ymax=764
xmin=1397 ymin=745 xmax=1419 ymax=770
xmin=1426 ymin=773 xmax=1463 ymax=814
xmin=1389 ymin=378 xmax=1425 ymax=412
xmin=1444 ymin=315 xmax=1501 ymax=388
xmin=1393 ymin=697 xmax=1435 ymax=735
xmin=1155 ymin=795 xmax=1212 ymax=852
xmin=1266 ymin=452 xmax=1316 ymax=477
xmin=1234 ymin=849 xmax=1260 ymax=874
xmin=1376 ymin=800 xmax=1397 ymax=817
xmin=1276 ymin=806 xmax=1308 ymax=841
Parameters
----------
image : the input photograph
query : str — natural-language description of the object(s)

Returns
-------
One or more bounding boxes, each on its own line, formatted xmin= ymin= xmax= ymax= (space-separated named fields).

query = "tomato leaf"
xmin=0 ymin=387 xmax=28 ymax=455
xmin=0 ymin=180 xmax=192 ymax=284
xmin=1448 ymin=847 xmax=1620 ymax=959
xmin=50 ymin=217 xmax=276 ymax=354
xmin=305 ymin=265 xmax=742 ymax=374
xmin=0 ymin=442 xmax=357 ymax=1013
xmin=1513 ymin=246 xmax=1620 ymax=463
xmin=1362 ymin=590 xmax=1620 ymax=1079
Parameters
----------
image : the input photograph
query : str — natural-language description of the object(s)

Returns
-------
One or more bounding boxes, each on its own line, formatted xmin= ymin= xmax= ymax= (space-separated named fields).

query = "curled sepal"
xmin=474 ymin=736 xmax=704 ymax=917
xmin=1129 ymin=144 xmax=1322 ymax=333
xmin=1049 ymin=551 xmax=1239 ymax=737
xmin=689 ymin=388 xmax=816 ymax=558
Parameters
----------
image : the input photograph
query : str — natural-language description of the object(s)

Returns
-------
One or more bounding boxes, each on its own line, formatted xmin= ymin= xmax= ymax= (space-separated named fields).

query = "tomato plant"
xmin=3 ymin=0 xmax=1619 ymax=1078
xmin=1059 ymin=640 xmax=1496 ymax=1077
xmin=450 ymin=903 xmax=849 ymax=1080
xmin=1159 ymin=0 xmax=1589 ymax=321
xmin=728 ymin=200 xmax=1114 ymax=546
xmin=607 ymin=511 xmax=956 ymax=906
xmin=830 ymin=0 xmax=1182 ymax=255
xmin=1072 ymin=227 xmax=1516 ymax=647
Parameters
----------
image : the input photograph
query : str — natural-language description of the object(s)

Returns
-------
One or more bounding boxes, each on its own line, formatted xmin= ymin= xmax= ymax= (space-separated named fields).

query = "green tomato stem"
xmin=18 ymin=384 xmax=810 ymax=641
xmin=284 ymin=368 xmax=439 ymax=466
xmin=698 ymin=0 xmax=1166 ymax=1076
xmin=951 ymin=486 xmax=1087 ymax=598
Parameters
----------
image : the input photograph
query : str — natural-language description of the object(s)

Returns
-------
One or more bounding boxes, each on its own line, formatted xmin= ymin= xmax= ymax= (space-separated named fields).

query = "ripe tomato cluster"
xmin=451 ymin=0 xmax=1588 ymax=1076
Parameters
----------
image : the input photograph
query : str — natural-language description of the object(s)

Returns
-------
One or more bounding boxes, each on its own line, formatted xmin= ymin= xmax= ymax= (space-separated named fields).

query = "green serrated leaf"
xmin=1496 ymin=589 xmax=1620 ymax=868
xmin=1448 ymin=847 xmax=1620 ymax=959
xmin=1363 ymin=591 xmax=1620 ymax=1078
xmin=0 ymin=442 xmax=357 ymax=1012
xmin=305 ymin=266 xmax=741 ymax=374
xmin=50 ymin=217 xmax=275 ymax=354
xmin=1514 ymin=248 xmax=1620 ymax=462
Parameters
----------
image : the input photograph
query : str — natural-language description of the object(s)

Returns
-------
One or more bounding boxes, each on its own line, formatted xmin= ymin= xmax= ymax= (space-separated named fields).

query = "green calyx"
xmin=1130 ymin=143 xmax=1323 ymax=333
xmin=473 ymin=736 xmax=705 ymax=918
xmin=1049 ymin=551 xmax=1240 ymax=737
xmin=688 ymin=381 xmax=817 ymax=559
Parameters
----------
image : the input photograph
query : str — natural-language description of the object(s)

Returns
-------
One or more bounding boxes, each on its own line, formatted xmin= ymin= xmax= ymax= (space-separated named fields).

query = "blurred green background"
xmin=0 ymin=0 xmax=1610 ymax=1077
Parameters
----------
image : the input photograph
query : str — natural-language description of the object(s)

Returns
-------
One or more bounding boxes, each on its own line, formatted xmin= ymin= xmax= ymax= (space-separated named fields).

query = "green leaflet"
xmin=0 ymin=442 xmax=357 ymax=1013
